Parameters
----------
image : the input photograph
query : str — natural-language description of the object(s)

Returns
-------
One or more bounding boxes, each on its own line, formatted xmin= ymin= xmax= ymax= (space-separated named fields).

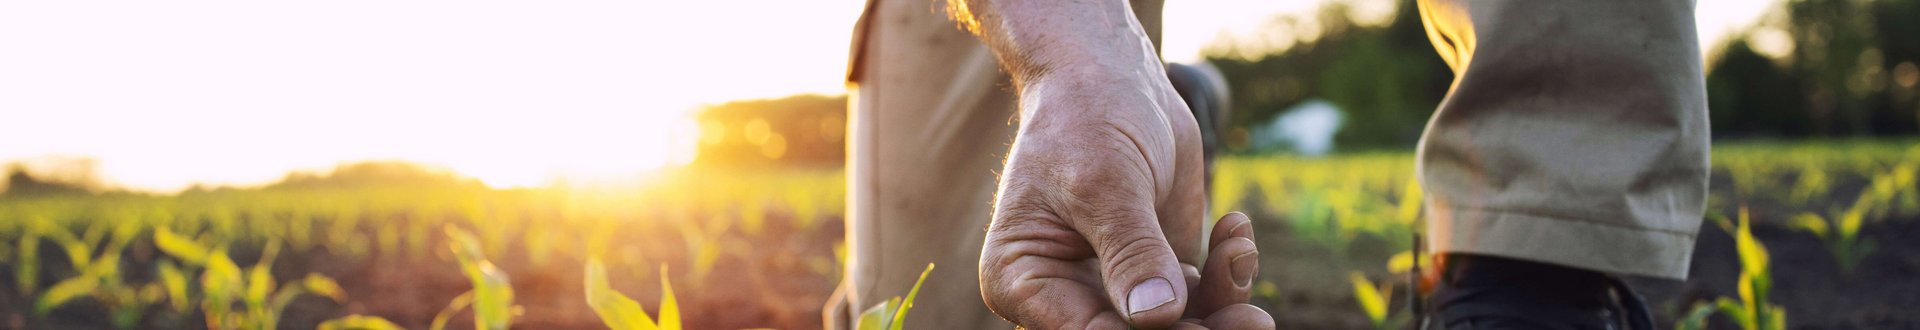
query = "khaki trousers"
xmin=832 ymin=0 xmax=1707 ymax=327
xmin=830 ymin=0 xmax=1020 ymax=327
xmin=1415 ymin=0 xmax=1709 ymax=280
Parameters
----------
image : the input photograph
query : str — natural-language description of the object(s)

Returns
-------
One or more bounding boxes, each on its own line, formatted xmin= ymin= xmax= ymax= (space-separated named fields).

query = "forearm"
xmin=947 ymin=0 xmax=1164 ymax=87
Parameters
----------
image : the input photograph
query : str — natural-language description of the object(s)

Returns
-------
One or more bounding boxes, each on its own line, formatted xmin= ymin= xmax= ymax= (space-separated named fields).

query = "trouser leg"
xmin=832 ymin=0 xmax=1019 ymax=328
xmin=1414 ymin=0 xmax=1710 ymax=279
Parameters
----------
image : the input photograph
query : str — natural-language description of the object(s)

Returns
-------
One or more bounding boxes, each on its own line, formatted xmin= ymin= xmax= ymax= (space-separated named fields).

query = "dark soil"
xmin=1 ymin=215 xmax=846 ymax=330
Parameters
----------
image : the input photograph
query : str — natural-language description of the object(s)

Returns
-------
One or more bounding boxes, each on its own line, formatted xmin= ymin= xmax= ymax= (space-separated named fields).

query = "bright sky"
xmin=0 ymin=0 xmax=1776 ymax=192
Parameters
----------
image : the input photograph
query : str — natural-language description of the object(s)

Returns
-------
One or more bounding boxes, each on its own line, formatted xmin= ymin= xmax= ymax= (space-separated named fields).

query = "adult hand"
xmin=980 ymin=67 xmax=1272 ymax=329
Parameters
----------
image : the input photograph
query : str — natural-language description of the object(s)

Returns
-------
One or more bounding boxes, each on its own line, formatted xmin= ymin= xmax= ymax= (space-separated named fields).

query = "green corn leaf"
xmin=1714 ymin=298 xmax=1750 ymax=330
xmin=1674 ymin=302 xmax=1716 ymax=330
xmin=318 ymin=315 xmax=406 ymax=330
xmin=203 ymin=250 xmax=245 ymax=322
xmin=584 ymin=257 xmax=659 ymax=330
xmin=302 ymin=274 xmax=347 ymax=302
xmin=447 ymin=227 xmax=513 ymax=330
xmin=154 ymin=227 xmax=211 ymax=265
xmin=1386 ymin=251 xmax=1415 ymax=274
xmin=247 ymin=242 xmax=283 ymax=307
xmin=87 ymin=250 xmax=121 ymax=281
xmin=246 ymin=264 xmax=274 ymax=307
xmin=79 ymin=223 xmax=107 ymax=254
xmin=1735 ymin=208 xmax=1769 ymax=276
xmin=429 ymin=291 xmax=474 ymax=330
xmin=1349 ymin=272 xmax=1388 ymax=325
xmin=1838 ymin=207 xmax=1865 ymax=238
xmin=17 ymin=231 xmax=39 ymax=295
xmin=1737 ymin=273 xmax=1756 ymax=319
xmin=34 ymin=275 xmax=99 ymax=315
xmin=888 ymin=263 xmax=934 ymax=330
xmin=1765 ymin=305 xmax=1787 ymax=330
xmin=105 ymin=221 xmax=141 ymax=256
xmin=1789 ymin=213 xmax=1828 ymax=239
xmin=158 ymin=261 xmax=192 ymax=313
xmin=658 ymin=267 xmax=681 ymax=330
xmin=43 ymin=227 xmax=92 ymax=270
xmin=856 ymin=298 xmax=901 ymax=330
xmin=1396 ymin=178 xmax=1423 ymax=224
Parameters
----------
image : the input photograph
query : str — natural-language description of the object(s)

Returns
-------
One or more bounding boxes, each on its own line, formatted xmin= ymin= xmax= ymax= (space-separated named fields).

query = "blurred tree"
xmin=1870 ymin=0 xmax=1920 ymax=132
xmin=1785 ymin=0 xmax=1881 ymax=135
xmin=692 ymin=94 xmax=846 ymax=168
xmin=0 ymin=158 xmax=103 ymax=196
xmin=267 ymin=161 xmax=486 ymax=190
xmin=1202 ymin=0 xmax=1920 ymax=151
xmin=1776 ymin=0 xmax=1920 ymax=136
xmin=1708 ymin=37 xmax=1813 ymax=138
xmin=2 ymin=165 xmax=93 ymax=196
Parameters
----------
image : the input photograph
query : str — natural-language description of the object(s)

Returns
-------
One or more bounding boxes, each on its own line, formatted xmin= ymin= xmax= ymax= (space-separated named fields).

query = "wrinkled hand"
xmin=981 ymin=70 xmax=1273 ymax=329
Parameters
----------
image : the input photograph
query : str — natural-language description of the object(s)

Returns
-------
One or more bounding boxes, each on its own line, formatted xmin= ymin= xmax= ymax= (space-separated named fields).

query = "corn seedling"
xmin=35 ymin=221 xmax=164 ymax=329
xmin=673 ymin=219 xmax=731 ymax=284
xmin=1348 ymin=272 xmax=1405 ymax=330
xmin=441 ymin=227 xmax=516 ymax=330
xmin=584 ymin=257 xmax=681 ymax=330
xmin=856 ymin=263 xmax=933 ymax=330
xmin=1708 ymin=208 xmax=1787 ymax=330
xmin=1787 ymin=165 xmax=1829 ymax=207
xmin=1792 ymin=206 xmax=1874 ymax=275
xmin=1674 ymin=302 xmax=1719 ymax=330
xmin=154 ymin=228 xmax=347 ymax=330
xmin=16 ymin=220 xmax=43 ymax=295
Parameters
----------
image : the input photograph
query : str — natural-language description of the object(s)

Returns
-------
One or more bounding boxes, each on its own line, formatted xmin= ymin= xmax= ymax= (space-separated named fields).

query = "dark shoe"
xmin=1423 ymin=255 xmax=1655 ymax=330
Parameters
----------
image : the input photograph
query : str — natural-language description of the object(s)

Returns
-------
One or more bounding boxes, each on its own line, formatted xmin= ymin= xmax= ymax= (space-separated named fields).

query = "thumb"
xmin=1075 ymin=208 xmax=1191 ymax=328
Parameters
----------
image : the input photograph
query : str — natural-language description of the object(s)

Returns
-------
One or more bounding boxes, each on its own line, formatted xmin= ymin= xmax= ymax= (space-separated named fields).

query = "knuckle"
xmin=1100 ymin=231 xmax=1174 ymax=277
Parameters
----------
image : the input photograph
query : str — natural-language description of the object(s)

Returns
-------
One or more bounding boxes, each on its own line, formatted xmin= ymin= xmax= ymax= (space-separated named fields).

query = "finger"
xmin=1183 ymin=263 xmax=1202 ymax=290
xmin=1209 ymin=212 xmax=1255 ymax=248
xmin=1170 ymin=304 xmax=1274 ymax=330
xmin=1200 ymin=304 xmax=1275 ymax=329
xmin=1070 ymin=205 xmax=1191 ymax=328
xmin=980 ymin=210 xmax=1122 ymax=329
xmin=1187 ymin=238 xmax=1256 ymax=317
xmin=1031 ymin=153 xmax=1193 ymax=328
xmin=1190 ymin=213 xmax=1257 ymax=318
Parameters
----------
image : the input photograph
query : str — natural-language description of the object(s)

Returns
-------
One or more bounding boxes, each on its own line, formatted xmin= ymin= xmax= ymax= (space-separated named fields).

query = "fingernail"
xmin=1231 ymin=251 xmax=1258 ymax=288
xmin=1128 ymin=277 xmax=1176 ymax=315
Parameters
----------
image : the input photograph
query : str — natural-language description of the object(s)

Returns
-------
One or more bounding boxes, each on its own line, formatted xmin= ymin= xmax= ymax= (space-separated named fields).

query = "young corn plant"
xmin=1674 ymin=302 xmax=1719 ymax=330
xmin=1791 ymin=206 xmax=1873 ymax=275
xmin=35 ymin=221 xmax=166 ymax=329
xmin=1705 ymin=208 xmax=1787 ymax=330
xmin=673 ymin=219 xmax=731 ymax=285
xmin=1787 ymin=165 xmax=1829 ymax=207
xmin=16 ymin=218 xmax=45 ymax=296
xmin=1348 ymin=272 xmax=1405 ymax=330
xmin=154 ymin=228 xmax=348 ymax=330
xmin=856 ymin=263 xmax=933 ymax=330
xmin=1853 ymin=165 xmax=1919 ymax=219
xmin=584 ymin=257 xmax=681 ymax=330
xmin=434 ymin=227 xmax=517 ymax=330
